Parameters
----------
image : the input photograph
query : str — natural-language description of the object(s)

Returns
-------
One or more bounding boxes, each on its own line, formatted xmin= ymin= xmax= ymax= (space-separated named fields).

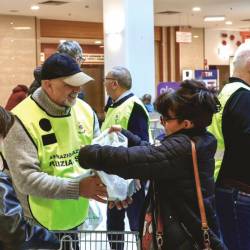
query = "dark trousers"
xmin=216 ymin=187 xmax=250 ymax=250
xmin=107 ymin=184 xmax=145 ymax=250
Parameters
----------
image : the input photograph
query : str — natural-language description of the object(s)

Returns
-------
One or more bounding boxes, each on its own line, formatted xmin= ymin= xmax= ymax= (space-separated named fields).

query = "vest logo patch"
xmin=39 ymin=118 xmax=52 ymax=132
xmin=78 ymin=123 xmax=86 ymax=135
xmin=42 ymin=133 xmax=57 ymax=146
xmin=114 ymin=114 xmax=119 ymax=124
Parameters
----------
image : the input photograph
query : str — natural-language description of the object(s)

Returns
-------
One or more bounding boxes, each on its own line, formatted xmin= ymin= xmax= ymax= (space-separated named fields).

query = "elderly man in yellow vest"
xmin=102 ymin=66 xmax=151 ymax=250
xmin=2 ymin=53 xmax=107 ymax=236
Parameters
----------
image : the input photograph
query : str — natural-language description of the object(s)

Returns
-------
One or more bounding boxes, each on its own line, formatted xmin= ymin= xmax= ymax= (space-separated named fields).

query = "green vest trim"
xmin=101 ymin=95 xmax=152 ymax=141
xmin=208 ymin=82 xmax=250 ymax=180
xmin=12 ymin=97 xmax=94 ymax=230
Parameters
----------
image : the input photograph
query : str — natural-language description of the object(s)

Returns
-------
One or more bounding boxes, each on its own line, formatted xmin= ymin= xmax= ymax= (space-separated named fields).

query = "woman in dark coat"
xmin=79 ymin=80 xmax=227 ymax=250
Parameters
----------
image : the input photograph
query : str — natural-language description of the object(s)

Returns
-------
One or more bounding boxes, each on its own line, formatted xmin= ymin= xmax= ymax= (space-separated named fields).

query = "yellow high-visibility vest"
xmin=12 ymin=96 xmax=94 ymax=230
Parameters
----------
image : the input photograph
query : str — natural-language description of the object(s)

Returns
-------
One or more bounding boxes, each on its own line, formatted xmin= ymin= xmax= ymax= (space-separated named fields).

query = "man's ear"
xmin=246 ymin=58 xmax=250 ymax=74
xmin=183 ymin=119 xmax=194 ymax=129
xmin=112 ymin=80 xmax=119 ymax=89
xmin=42 ymin=80 xmax=52 ymax=92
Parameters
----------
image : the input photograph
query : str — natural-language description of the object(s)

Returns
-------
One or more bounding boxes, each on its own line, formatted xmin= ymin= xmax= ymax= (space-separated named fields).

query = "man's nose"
xmin=71 ymin=86 xmax=81 ymax=92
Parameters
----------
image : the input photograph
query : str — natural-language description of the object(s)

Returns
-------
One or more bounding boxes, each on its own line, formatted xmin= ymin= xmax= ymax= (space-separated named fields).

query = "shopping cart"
xmin=56 ymin=230 xmax=140 ymax=250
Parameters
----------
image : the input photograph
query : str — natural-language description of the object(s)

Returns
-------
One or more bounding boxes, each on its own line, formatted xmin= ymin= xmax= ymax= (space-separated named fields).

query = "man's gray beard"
xmin=64 ymin=98 xmax=77 ymax=107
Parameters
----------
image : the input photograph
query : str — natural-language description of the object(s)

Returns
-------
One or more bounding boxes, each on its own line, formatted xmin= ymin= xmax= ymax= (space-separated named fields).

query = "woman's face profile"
xmin=161 ymin=111 xmax=193 ymax=135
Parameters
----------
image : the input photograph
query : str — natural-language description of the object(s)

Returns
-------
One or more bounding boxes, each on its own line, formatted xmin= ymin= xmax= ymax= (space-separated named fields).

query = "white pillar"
xmin=103 ymin=0 xmax=155 ymax=100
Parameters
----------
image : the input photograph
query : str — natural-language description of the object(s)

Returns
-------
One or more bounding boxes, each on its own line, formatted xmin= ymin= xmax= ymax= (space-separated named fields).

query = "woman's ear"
xmin=183 ymin=119 xmax=194 ymax=129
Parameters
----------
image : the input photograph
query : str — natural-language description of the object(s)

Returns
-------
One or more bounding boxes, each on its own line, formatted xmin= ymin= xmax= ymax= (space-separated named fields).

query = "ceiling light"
xmin=225 ymin=21 xmax=232 ymax=25
xmin=30 ymin=5 xmax=40 ymax=10
xmin=94 ymin=40 xmax=102 ymax=44
xmin=13 ymin=26 xmax=31 ymax=30
xmin=204 ymin=16 xmax=225 ymax=22
xmin=193 ymin=35 xmax=199 ymax=38
xmin=192 ymin=7 xmax=201 ymax=12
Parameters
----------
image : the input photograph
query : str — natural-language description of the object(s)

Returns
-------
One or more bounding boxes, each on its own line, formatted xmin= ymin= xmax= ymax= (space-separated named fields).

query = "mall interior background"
xmin=0 ymin=13 xmax=249 ymax=119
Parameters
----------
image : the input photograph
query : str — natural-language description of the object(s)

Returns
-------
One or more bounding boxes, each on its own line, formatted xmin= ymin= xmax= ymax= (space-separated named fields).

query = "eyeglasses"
xmin=76 ymin=55 xmax=86 ymax=64
xmin=104 ymin=77 xmax=116 ymax=81
xmin=160 ymin=115 xmax=180 ymax=124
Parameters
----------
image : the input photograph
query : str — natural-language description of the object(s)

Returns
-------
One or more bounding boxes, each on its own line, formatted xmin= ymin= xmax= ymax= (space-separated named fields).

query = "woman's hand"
xmin=108 ymin=125 xmax=122 ymax=133
xmin=108 ymin=197 xmax=133 ymax=210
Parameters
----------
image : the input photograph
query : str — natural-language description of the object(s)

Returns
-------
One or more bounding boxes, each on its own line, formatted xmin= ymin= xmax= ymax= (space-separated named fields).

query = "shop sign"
xmin=176 ymin=31 xmax=192 ymax=43
xmin=194 ymin=69 xmax=219 ymax=91
xmin=83 ymin=53 xmax=104 ymax=64
xmin=157 ymin=82 xmax=180 ymax=96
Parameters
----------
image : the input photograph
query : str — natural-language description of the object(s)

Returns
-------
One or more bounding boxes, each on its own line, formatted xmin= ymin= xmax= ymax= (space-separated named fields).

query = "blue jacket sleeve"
xmin=121 ymin=129 xmax=150 ymax=147
xmin=127 ymin=102 xmax=149 ymax=141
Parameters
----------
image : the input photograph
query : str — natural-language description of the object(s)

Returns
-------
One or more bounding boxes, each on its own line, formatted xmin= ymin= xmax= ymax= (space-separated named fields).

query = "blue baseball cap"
xmin=41 ymin=53 xmax=93 ymax=86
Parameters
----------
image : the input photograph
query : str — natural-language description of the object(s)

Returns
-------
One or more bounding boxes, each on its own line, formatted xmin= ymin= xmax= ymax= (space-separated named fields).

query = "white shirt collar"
xmin=113 ymin=90 xmax=132 ymax=103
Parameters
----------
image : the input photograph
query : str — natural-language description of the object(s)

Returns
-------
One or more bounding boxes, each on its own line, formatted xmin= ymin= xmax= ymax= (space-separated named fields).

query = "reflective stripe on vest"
xmin=208 ymin=82 xmax=250 ymax=180
xmin=101 ymin=95 xmax=152 ymax=141
xmin=12 ymin=97 xmax=94 ymax=230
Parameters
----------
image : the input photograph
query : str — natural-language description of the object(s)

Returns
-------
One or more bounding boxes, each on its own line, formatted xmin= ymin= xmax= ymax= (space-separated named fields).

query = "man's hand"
xmin=108 ymin=125 xmax=122 ymax=133
xmin=80 ymin=175 xmax=107 ymax=203
xmin=108 ymin=197 xmax=133 ymax=210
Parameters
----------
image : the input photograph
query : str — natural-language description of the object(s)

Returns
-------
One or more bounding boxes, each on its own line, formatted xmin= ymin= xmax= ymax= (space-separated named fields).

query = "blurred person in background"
xmin=142 ymin=93 xmax=154 ymax=113
xmin=5 ymin=84 xmax=28 ymax=111
xmin=28 ymin=40 xmax=86 ymax=95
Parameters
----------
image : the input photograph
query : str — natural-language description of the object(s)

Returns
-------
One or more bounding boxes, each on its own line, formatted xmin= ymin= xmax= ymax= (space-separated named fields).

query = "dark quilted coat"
xmin=79 ymin=128 xmax=227 ymax=250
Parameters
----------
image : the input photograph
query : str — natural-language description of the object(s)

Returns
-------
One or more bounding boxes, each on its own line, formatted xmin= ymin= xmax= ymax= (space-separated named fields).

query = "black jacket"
xmin=0 ymin=172 xmax=59 ymax=250
xmin=217 ymin=77 xmax=250 ymax=185
xmin=79 ymin=128 xmax=227 ymax=250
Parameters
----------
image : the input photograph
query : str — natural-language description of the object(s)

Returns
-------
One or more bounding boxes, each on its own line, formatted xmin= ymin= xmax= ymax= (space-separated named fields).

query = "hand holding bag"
xmin=191 ymin=140 xmax=212 ymax=250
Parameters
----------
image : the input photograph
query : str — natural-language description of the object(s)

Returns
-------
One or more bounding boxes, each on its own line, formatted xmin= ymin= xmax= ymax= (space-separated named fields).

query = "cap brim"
xmin=63 ymin=72 xmax=94 ymax=87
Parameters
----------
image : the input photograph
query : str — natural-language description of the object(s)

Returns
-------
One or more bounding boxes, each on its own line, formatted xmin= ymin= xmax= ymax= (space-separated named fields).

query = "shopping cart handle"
xmin=58 ymin=235 xmax=74 ymax=250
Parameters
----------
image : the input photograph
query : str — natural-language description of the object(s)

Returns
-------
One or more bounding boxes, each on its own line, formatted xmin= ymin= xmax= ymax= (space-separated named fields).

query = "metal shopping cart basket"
xmin=56 ymin=230 xmax=140 ymax=250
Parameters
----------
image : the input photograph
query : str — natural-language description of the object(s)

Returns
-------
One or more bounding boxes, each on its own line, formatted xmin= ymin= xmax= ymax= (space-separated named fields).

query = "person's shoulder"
xmin=75 ymin=98 xmax=96 ymax=118
xmin=196 ymin=131 xmax=217 ymax=157
xmin=130 ymin=102 xmax=149 ymax=125
xmin=231 ymin=86 xmax=250 ymax=98
xmin=228 ymin=87 xmax=250 ymax=109
xmin=161 ymin=133 xmax=191 ymax=151
xmin=132 ymin=101 xmax=146 ymax=112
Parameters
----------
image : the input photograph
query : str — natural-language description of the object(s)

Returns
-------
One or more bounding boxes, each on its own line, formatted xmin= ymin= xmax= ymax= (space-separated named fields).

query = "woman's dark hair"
xmin=0 ymin=107 xmax=14 ymax=138
xmin=155 ymin=80 xmax=221 ymax=128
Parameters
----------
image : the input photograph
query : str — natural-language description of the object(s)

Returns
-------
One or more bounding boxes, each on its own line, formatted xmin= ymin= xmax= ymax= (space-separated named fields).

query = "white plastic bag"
xmin=92 ymin=129 xmax=135 ymax=201
xmin=81 ymin=199 xmax=103 ymax=230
